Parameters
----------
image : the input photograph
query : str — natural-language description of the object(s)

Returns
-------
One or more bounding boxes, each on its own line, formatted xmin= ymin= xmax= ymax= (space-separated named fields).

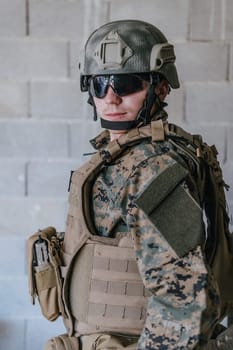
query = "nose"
xmin=105 ymin=86 xmax=122 ymax=104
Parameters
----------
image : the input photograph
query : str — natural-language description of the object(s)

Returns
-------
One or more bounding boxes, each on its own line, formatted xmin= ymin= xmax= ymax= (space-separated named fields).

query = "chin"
xmin=111 ymin=129 xmax=127 ymax=133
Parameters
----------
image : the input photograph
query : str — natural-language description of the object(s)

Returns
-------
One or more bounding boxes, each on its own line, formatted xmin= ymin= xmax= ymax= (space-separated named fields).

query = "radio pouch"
xmin=27 ymin=226 xmax=66 ymax=321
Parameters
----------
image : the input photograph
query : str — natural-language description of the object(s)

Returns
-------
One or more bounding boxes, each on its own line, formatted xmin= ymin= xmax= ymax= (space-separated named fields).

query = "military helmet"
xmin=80 ymin=19 xmax=180 ymax=90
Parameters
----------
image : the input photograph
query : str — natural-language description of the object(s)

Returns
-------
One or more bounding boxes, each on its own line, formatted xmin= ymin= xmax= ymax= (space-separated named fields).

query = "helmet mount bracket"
xmin=94 ymin=30 xmax=133 ymax=69
xmin=150 ymin=43 xmax=176 ymax=71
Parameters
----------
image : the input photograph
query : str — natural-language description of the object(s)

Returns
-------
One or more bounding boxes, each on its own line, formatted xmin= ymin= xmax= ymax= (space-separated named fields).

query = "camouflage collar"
xmin=89 ymin=129 xmax=111 ymax=150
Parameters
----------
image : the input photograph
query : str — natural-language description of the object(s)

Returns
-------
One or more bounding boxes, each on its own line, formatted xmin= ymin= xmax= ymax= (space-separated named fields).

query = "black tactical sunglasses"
xmin=89 ymin=73 xmax=151 ymax=98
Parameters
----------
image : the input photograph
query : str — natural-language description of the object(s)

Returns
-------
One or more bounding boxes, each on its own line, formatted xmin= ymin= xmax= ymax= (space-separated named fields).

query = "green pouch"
xmin=136 ymin=162 xmax=204 ymax=257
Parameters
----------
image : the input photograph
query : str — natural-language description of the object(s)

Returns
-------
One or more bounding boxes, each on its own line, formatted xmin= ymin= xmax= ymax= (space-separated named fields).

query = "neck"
xmin=110 ymin=130 xmax=128 ymax=141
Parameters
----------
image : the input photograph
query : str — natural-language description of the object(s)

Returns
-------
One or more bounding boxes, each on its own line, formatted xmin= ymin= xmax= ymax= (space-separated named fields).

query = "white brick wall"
xmin=30 ymin=81 xmax=83 ymax=119
xmin=0 ymin=39 xmax=68 ymax=79
xmin=0 ymin=0 xmax=25 ymax=37
xmin=0 ymin=160 xmax=26 ymax=195
xmin=29 ymin=0 xmax=85 ymax=39
xmin=189 ymin=0 xmax=224 ymax=40
xmin=225 ymin=0 xmax=233 ymax=40
xmin=0 ymin=1 xmax=232 ymax=349
xmin=176 ymin=42 xmax=229 ymax=81
xmin=0 ymin=82 xmax=28 ymax=118
xmin=0 ymin=121 xmax=69 ymax=158
xmin=110 ymin=0 xmax=189 ymax=40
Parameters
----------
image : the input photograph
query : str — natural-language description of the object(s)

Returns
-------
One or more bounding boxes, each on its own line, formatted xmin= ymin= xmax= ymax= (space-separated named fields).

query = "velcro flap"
xmin=35 ymin=264 xmax=57 ymax=292
xmin=136 ymin=162 xmax=188 ymax=215
xmin=136 ymin=162 xmax=204 ymax=257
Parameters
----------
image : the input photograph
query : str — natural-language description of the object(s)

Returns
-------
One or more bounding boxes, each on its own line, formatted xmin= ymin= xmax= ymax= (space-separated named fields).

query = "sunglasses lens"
xmin=90 ymin=76 xmax=109 ymax=98
xmin=90 ymin=74 xmax=148 ymax=98
xmin=111 ymin=75 xmax=145 ymax=96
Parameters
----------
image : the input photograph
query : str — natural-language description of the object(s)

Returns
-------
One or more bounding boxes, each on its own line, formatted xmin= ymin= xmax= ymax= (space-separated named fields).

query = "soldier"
xmin=75 ymin=19 xmax=220 ymax=350
xmin=29 ymin=20 xmax=233 ymax=350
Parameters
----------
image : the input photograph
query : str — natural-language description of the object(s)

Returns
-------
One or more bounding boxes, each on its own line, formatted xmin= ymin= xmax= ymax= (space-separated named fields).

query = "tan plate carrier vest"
xmin=60 ymin=120 xmax=233 ymax=337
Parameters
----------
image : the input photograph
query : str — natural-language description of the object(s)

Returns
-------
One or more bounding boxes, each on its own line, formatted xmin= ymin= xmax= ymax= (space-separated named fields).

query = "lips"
xmin=104 ymin=112 xmax=127 ymax=120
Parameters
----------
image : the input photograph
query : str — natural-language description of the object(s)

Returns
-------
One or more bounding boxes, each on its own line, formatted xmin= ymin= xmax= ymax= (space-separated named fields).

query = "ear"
xmin=155 ymin=80 xmax=169 ymax=101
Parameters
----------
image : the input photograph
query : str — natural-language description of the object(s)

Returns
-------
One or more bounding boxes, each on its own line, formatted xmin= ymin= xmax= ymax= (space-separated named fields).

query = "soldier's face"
xmin=93 ymin=81 xmax=149 ymax=140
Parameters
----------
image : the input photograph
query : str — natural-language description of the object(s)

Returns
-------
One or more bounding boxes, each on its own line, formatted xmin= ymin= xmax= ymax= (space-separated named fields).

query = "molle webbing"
xmin=70 ymin=241 xmax=148 ymax=336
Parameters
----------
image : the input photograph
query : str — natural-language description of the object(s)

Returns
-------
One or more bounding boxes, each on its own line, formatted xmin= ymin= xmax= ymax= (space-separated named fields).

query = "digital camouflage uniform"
xmin=90 ymin=111 xmax=220 ymax=349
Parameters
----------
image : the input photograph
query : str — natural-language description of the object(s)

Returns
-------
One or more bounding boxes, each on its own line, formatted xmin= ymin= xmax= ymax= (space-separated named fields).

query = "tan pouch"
xmin=44 ymin=334 xmax=79 ymax=350
xmin=27 ymin=226 xmax=66 ymax=321
xmin=81 ymin=333 xmax=137 ymax=350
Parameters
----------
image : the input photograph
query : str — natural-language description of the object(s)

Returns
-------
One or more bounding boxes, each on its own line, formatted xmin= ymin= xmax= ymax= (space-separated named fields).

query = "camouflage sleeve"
xmin=123 ymin=153 xmax=220 ymax=350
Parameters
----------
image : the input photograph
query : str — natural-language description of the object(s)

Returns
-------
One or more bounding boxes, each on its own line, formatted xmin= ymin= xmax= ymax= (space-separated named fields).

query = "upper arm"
xmin=122 ymin=153 xmax=205 ymax=259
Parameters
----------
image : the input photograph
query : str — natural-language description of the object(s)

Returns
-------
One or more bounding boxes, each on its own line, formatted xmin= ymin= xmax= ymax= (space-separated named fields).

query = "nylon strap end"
xmin=151 ymin=119 xmax=165 ymax=141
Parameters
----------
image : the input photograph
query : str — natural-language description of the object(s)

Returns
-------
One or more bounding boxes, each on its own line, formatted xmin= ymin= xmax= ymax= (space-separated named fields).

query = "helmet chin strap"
xmin=100 ymin=118 xmax=138 ymax=130
xmin=136 ymin=84 xmax=158 ymax=125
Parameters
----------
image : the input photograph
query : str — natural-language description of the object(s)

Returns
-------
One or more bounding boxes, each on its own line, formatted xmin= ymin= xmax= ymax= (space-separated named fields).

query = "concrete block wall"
xmin=0 ymin=0 xmax=232 ymax=349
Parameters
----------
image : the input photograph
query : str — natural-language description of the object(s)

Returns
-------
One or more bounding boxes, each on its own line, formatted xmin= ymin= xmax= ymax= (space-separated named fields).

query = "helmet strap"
xmin=100 ymin=118 xmax=137 ymax=130
xmin=93 ymin=105 xmax=98 ymax=121
xmin=136 ymin=84 xmax=157 ymax=125
xmin=132 ymin=83 xmax=167 ymax=127
xmin=88 ymin=94 xmax=98 ymax=121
